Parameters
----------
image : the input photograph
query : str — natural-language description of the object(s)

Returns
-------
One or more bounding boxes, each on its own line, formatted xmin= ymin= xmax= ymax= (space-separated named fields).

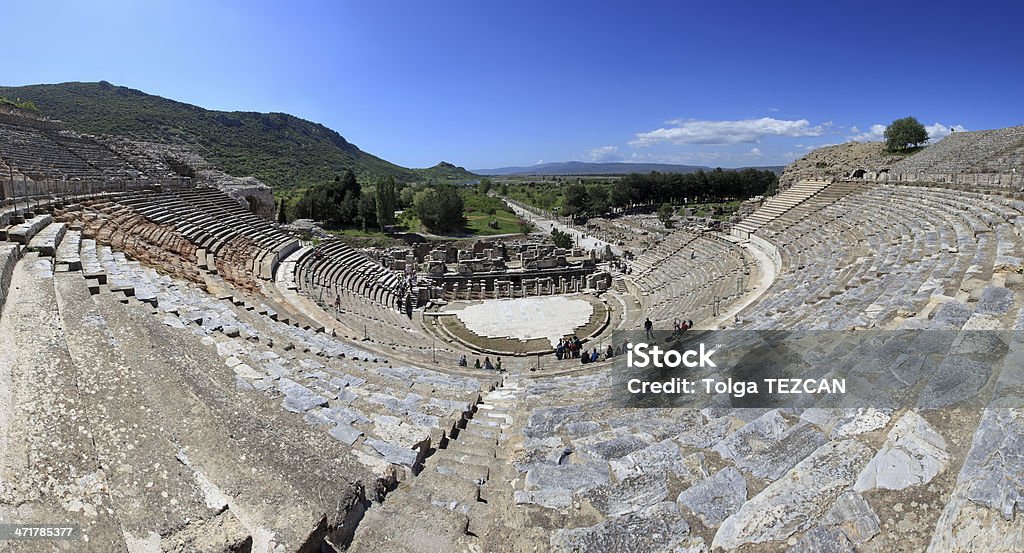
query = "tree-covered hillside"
xmin=0 ymin=81 xmax=477 ymax=187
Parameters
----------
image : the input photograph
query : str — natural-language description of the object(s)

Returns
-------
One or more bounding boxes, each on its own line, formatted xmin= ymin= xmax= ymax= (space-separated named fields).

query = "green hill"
xmin=0 ymin=81 xmax=477 ymax=187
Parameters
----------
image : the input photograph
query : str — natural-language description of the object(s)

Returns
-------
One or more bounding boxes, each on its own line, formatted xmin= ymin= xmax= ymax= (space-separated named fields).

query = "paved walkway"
xmin=503 ymin=198 xmax=622 ymax=255
xmin=704 ymin=233 xmax=779 ymax=329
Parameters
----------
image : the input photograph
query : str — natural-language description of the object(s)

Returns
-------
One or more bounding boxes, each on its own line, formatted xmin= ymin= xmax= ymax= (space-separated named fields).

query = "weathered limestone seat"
xmin=26 ymin=220 xmax=66 ymax=256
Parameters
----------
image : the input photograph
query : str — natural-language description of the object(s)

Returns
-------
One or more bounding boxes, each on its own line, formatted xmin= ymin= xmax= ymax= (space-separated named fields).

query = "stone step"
xmin=349 ymin=491 xmax=476 ymax=553
xmin=83 ymin=292 xmax=377 ymax=551
xmin=53 ymin=273 xmax=250 ymax=548
xmin=0 ymin=255 xmax=128 ymax=549
xmin=26 ymin=221 xmax=66 ymax=257
xmin=479 ymin=411 xmax=514 ymax=426
xmin=452 ymin=430 xmax=498 ymax=450
xmin=465 ymin=501 xmax=494 ymax=538
xmin=405 ymin=469 xmax=482 ymax=507
xmin=55 ymin=228 xmax=82 ymax=271
xmin=464 ymin=421 xmax=500 ymax=439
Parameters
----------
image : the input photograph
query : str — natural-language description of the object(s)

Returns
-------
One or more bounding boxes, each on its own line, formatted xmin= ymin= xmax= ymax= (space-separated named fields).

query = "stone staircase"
xmin=348 ymin=378 xmax=520 ymax=552
xmin=732 ymin=179 xmax=831 ymax=238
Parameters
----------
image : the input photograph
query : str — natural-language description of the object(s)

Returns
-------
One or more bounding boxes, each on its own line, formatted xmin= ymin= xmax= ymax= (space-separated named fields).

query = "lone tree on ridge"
xmin=884 ymin=116 xmax=929 ymax=152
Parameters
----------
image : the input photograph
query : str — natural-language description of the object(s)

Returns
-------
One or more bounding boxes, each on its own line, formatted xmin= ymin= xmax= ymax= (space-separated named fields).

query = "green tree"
xmin=277 ymin=198 xmax=287 ymax=224
xmin=374 ymin=175 xmax=397 ymax=231
xmin=562 ymin=183 xmax=589 ymax=217
xmin=358 ymin=187 xmax=377 ymax=232
xmin=399 ymin=185 xmax=417 ymax=209
xmin=609 ymin=180 xmax=631 ymax=208
xmin=587 ymin=187 xmax=610 ymax=215
xmin=498 ymin=182 xmax=509 ymax=196
xmin=884 ymin=116 xmax=929 ymax=151
xmin=291 ymin=170 xmax=361 ymax=228
xmin=478 ymin=178 xmax=493 ymax=195
xmin=415 ymin=184 xmax=466 ymax=233
xmin=657 ymin=203 xmax=675 ymax=228
xmin=550 ymin=228 xmax=573 ymax=249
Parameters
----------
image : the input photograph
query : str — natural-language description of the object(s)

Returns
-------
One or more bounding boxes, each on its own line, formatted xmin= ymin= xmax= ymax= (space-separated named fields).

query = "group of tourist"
xmin=555 ymin=336 xmax=584 ymax=360
xmin=580 ymin=344 xmax=616 ymax=365
xmin=459 ymin=354 xmax=504 ymax=373
xmin=643 ymin=316 xmax=695 ymax=340
xmin=554 ymin=336 xmax=616 ymax=365
xmin=672 ymin=317 xmax=694 ymax=338
xmin=612 ymin=259 xmax=633 ymax=275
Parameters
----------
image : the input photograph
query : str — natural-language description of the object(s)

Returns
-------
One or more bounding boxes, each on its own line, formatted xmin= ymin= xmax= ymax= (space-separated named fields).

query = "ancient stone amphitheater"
xmin=2 ymin=108 xmax=1024 ymax=552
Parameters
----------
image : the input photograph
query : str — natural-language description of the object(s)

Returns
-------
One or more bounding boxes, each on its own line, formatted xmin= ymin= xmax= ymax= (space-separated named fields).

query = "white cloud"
xmin=849 ymin=122 xmax=968 ymax=143
xmin=850 ymin=124 xmax=886 ymax=142
xmin=535 ymin=159 xmax=545 ymax=165
xmin=586 ymin=145 xmax=624 ymax=162
xmin=749 ymin=147 xmax=763 ymax=157
xmin=630 ymin=117 xmax=826 ymax=147
xmin=926 ymin=122 xmax=967 ymax=142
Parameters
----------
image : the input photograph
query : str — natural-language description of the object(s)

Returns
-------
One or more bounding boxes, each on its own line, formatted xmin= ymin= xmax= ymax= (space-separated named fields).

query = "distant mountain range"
xmin=0 ymin=81 xmax=478 ymax=187
xmin=474 ymin=160 xmax=785 ymax=176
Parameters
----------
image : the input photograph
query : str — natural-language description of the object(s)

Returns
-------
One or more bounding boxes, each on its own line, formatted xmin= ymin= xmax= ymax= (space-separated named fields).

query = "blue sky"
xmin=5 ymin=0 xmax=1024 ymax=169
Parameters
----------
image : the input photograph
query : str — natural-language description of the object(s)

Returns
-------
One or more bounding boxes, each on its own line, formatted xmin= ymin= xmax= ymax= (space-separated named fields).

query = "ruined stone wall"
xmin=220 ymin=179 xmax=276 ymax=220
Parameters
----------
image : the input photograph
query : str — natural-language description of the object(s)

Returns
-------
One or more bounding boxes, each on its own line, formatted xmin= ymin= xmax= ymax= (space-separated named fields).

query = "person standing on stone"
xmin=644 ymin=317 xmax=654 ymax=341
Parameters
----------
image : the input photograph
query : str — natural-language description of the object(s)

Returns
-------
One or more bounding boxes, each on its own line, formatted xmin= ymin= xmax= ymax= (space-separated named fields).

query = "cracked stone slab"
xmin=610 ymin=439 xmax=707 ymax=482
xmin=550 ymin=501 xmax=699 ymax=553
xmin=927 ymin=408 xmax=1024 ymax=551
xmin=975 ymin=286 xmax=1014 ymax=315
xmin=579 ymin=473 xmax=669 ymax=517
xmin=713 ymin=439 xmax=874 ymax=550
xmin=363 ymin=438 xmax=418 ymax=467
xmin=712 ymin=409 xmax=826 ymax=480
xmin=917 ymin=355 xmax=991 ymax=409
xmin=855 ymin=411 xmax=949 ymax=492
xmin=822 ymin=491 xmax=880 ymax=544
xmin=277 ymin=378 xmax=330 ymax=413
xmin=514 ymin=489 xmax=572 ymax=510
xmin=525 ymin=462 xmax=610 ymax=494
xmin=676 ymin=466 xmax=747 ymax=528
xmin=329 ymin=424 xmax=364 ymax=446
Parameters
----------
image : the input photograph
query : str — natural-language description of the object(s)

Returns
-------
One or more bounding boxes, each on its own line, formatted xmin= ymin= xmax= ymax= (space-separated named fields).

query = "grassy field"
xmin=688 ymin=200 xmax=743 ymax=220
xmin=312 ymin=188 xmax=523 ymax=239
xmin=502 ymin=181 xmax=566 ymax=211
xmin=462 ymin=191 xmax=522 ymax=235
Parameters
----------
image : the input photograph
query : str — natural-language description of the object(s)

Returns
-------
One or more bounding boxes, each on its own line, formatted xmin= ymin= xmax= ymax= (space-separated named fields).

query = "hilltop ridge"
xmin=0 ymin=81 xmax=478 ymax=186
xmin=780 ymin=125 xmax=1024 ymax=189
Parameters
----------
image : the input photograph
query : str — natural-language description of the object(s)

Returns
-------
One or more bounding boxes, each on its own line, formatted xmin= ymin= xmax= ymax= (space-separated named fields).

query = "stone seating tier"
xmin=26 ymin=220 xmax=67 ymax=257
xmin=890 ymin=125 xmax=1024 ymax=176
xmin=512 ymin=348 xmax=1022 ymax=552
xmin=739 ymin=183 xmax=1022 ymax=329
xmin=628 ymin=229 xmax=750 ymax=325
